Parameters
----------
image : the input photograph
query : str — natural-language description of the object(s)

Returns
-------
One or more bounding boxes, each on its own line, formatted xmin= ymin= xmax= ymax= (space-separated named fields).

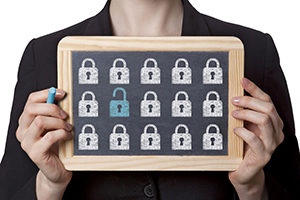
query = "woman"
xmin=0 ymin=0 xmax=299 ymax=199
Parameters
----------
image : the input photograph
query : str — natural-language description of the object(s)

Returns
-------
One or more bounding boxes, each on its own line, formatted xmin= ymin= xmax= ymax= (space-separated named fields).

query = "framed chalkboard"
xmin=58 ymin=36 xmax=244 ymax=171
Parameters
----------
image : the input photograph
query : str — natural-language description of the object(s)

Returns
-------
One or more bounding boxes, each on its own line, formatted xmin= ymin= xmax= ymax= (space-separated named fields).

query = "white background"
xmin=0 ymin=0 xmax=299 ymax=161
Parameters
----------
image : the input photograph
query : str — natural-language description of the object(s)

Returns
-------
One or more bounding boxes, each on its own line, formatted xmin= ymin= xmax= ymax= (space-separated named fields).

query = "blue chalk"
xmin=47 ymin=87 xmax=56 ymax=104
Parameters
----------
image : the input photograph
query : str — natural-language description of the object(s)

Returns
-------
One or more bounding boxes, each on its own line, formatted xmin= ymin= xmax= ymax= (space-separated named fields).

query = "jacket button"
xmin=144 ymin=184 xmax=154 ymax=198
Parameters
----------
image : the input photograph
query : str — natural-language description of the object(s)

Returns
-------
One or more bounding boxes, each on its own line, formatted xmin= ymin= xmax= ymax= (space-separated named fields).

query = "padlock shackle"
xmin=175 ymin=124 xmax=189 ymax=134
xmin=112 ymin=87 xmax=127 ymax=100
xmin=175 ymin=91 xmax=189 ymax=101
xmin=174 ymin=58 xmax=189 ymax=68
xmin=143 ymin=91 xmax=158 ymax=100
xmin=205 ymin=58 xmax=220 ymax=68
xmin=81 ymin=58 xmax=96 ymax=68
xmin=81 ymin=91 xmax=96 ymax=100
xmin=143 ymin=124 xmax=158 ymax=134
xmin=112 ymin=58 xmax=127 ymax=68
xmin=206 ymin=124 xmax=220 ymax=134
xmin=206 ymin=91 xmax=220 ymax=100
xmin=143 ymin=58 xmax=158 ymax=68
xmin=81 ymin=124 xmax=96 ymax=134
xmin=112 ymin=124 xmax=127 ymax=134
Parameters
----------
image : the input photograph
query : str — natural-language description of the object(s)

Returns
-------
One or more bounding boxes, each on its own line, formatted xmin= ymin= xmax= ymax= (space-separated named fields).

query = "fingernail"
xmin=67 ymin=131 xmax=73 ymax=137
xmin=242 ymin=78 xmax=250 ymax=86
xmin=56 ymin=89 xmax=65 ymax=97
xmin=66 ymin=123 xmax=73 ymax=131
xmin=232 ymin=97 xmax=240 ymax=104
xmin=232 ymin=110 xmax=239 ymax=116
xmin=59 ymin=109 xmax=67 ymax=118
xmin=233 ymin=128 xmax=238 ymax=132
xmin=65 ymin=132 xmax=73 ymax=140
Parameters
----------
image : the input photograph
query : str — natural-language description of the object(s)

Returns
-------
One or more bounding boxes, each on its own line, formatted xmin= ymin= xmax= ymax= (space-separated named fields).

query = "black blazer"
xmin=0 ymin=0 xmax=299 ymax=199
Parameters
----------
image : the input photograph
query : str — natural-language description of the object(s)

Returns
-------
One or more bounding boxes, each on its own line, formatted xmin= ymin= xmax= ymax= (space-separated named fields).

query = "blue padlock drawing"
xmin=110 ymin=87 xmax=130 ymax=117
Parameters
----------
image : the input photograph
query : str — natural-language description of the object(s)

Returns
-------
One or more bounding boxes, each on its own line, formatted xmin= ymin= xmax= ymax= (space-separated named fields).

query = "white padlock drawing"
xmin=78 ymin=58 xmax=98 ymax=84
xmin=141 ymin=124 xmax=160 ymax=150
xmin=203 ymin=91 xmax=223 ymax=117
xmin=78 ymin=124 xmax=98 ymax=150
xmin=109 ymin=58 xmax=130 ymax=84
xmin=172 ymin=124 xmax=192 ymax=150
xmin=141 ymin=91 xmax=160 ymax=117
xmin=203 ymin=58 xmax=223 ymax=84
xmin=172 ymin=91 xmax=192 ymax=117
xmin=172 ymin=58 xmax=192 ymax=84
xmin=141 ymin=58 xmax=160 ymax=84
xmin=203 ymin=124 xmax=223 ymax=150
xmin=109 ymin=124 xmax=130 ymax=150
xmin=78 ymin=91 xmax=98 ymax=117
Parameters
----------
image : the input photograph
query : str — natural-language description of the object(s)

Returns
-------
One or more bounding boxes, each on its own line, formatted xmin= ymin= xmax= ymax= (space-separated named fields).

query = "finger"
xmin=232 ymin=109 xmax=272 ymax=127
xmin=232 ymin=96 xmax=272 ymax=114
xmin=232 ymin=96 xmax=280 ymax=127
xmin=16 ymin=127 xmax=23 ymax=142
xmin=19 ymin=103 xmax=68 ymax=129
xmin=233 ymin=109 xmax=277 ymax=149
xmin=234 ymin=82 xmax=284 ymax=143
xmin=27 ymin=88 xmax=65 ymax=104
xmin=22 ymin=116 xmax=72 ymax=142
xmin=244 ymin=121 xmax=278 ymax=152
xmin=232 ymin=109 xmax=275 ymax=138
xmin=37 ymin=129 xmax=72 ymax=154
xmin=234 ymin=127 xmax=265 ymax=155
xmin=22 ymin=129 xmax=72 ymax=167
xmin=242 ymin=78 xmax=271 ymax=102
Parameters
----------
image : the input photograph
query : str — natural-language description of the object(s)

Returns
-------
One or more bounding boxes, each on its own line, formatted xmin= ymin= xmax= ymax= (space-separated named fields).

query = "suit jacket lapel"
xmin=83 ymin=0 xmax=113 ymax=36
xmin=181 ymin=0 xmax=211 ymax=36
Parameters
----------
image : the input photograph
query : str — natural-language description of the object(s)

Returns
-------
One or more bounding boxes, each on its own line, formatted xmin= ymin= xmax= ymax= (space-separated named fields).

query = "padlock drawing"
xmin=78 ymin=124 xmax=98 ymax=150
xmin=203 ymin=58 xmax=223 ymax=84
xmin=141 ymin=58 xmax=161 ymax=84
xmin=110 ymin=87 xmax=129 ymax=117
xmin=78 ymin=58 xmax=98 ymax=84
xmin=78 ymin=91 xmax=98 ymax=117
xmin=110 ymin=124 xmax=130 ymax=150
xmin=141 ymin=91 xmax=160 ymax=117
xmin=172 ymin=124 xmax=192 ymax=150
xmin=203 ymin=124 xmax=223 ymax=150
xmin=109 ymin=58 xmax=129 ymax=84
xmin=141 ymin=124 xmax=160 ymax=150
xmin=203 ymin=91 xmax=223 ymax=117
xmin=172 ymin=58 xmax=192 ymax=84
xmin=172 ymin=91 xmax=192 ymax=117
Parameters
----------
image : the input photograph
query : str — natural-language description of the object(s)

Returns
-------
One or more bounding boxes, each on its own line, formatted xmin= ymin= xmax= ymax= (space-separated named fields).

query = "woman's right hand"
xmin=16 ymin=88 xmax=73 ymax=200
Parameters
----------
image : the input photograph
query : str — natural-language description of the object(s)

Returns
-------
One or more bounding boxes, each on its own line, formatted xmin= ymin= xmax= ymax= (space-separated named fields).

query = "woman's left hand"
xmin=228 ymin=78 xmax=285 ymax=200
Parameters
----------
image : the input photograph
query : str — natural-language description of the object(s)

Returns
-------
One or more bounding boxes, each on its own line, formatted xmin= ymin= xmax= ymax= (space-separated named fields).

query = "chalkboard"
xmin=58 ymin=36 xmax=244 ymax=171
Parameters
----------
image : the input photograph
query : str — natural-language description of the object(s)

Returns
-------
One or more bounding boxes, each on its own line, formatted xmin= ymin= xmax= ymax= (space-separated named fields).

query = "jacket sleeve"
xmin=262 ymin=33 xmax=300 ymax=200
xmin=0 ymin=39 xmax=38 ymax=199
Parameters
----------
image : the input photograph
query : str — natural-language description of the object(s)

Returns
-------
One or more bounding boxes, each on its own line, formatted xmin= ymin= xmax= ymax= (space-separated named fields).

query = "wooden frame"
xmin=57 ymin=36 xmax=244 ymax=171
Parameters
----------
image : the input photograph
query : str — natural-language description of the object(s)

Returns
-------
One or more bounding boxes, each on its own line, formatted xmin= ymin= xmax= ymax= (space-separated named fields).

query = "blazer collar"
xmin=83 ymin=0 xmax=212 ymax=36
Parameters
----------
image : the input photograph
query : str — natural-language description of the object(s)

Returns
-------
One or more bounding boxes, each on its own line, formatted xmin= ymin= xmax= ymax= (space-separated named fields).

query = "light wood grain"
xmin=228 ymin=50 xmax=244 ymax=158
xmin=60 ymin=156 xmax=242 ymax=171
xmin=58 ymin=36 xmax=243 ymax=52
xmin=58 ymin=36 xmax=244 ymax=171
